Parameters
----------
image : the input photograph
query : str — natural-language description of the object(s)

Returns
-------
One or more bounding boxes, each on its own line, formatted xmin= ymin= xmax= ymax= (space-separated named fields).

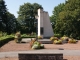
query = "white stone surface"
xmin=37 ymin=9 xmax=54 ymax=38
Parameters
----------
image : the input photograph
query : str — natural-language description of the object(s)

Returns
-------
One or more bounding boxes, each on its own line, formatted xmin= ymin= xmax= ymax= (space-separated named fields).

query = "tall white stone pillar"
xmin=38 ymin=9 xmax=44 ymax=36
xmin=37 ymin=9 xmax=54 ymax=38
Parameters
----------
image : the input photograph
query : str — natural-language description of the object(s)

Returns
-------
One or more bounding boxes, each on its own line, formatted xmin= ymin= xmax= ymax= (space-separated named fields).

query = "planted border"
xmin=0 ymin=35 xmax=14 ymax=47
xmin=0 ymin=34 xmax=36 ymax=47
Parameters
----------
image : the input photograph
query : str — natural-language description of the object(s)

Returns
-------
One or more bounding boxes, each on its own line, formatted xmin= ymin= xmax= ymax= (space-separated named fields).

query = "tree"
xmin=55 ymin=0 xmax=80 ymax=39
xmin=0 ymin=0 xmax=8 ymax=32
xmin=50 ymin=3 xmax=65 ymax=32
xmin=0 ymin=0 xmax=17 ymax=34
xmin=7 ymin=12 xmax=16 ymax=34
xmin=32 ymin=3 xmax=43 ymax=15
xmin=17 ymin=2 xmax=43 ymax=33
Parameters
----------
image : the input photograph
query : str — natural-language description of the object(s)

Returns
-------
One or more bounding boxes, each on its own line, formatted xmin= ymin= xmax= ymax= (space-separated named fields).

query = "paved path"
xmin=0 ymin=49 xmax=80 ymax=58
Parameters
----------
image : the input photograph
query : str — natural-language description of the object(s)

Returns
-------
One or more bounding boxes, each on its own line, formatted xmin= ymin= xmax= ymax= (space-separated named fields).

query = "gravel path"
xmin=0 ymin=39 xmax=80 ymax=60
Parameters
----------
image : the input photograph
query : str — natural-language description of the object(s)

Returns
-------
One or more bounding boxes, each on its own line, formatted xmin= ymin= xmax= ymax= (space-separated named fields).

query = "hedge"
xmin=0 ymin=35 xmax=14 ymax=47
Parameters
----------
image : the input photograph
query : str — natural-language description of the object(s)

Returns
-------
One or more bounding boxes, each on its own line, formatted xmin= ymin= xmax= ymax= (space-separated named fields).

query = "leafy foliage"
xmin=50 ymin=3 xmax=65 ymax=29
xmin=0 ymin=0 xmax=7 ymax=32
xmin=14 ymin=31 xmax=22 ymax=43
xmin=0 ymin=0 xmax=16 ymax=34
xmin=6 ymin=12 xmax=16 ymax=34
xmin=30 ymin=39 xmax=44 ymax=49
xmin=0 ymin=35 xmax=14 ymax=47
xmin=51 ymin=0 xmax=80 ymax=39
xmin=17 ymin=3 xmax=43 ymax=33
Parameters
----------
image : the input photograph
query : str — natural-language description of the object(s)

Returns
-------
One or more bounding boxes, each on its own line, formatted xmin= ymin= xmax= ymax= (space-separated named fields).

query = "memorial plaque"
xmin=19 ymin=54 xmax=63 ymax=60
xmin=40 ymin=27 xmax=44 ymax=35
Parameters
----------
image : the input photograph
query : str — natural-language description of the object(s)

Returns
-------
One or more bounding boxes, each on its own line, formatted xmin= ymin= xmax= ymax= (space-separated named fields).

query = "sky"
xmin=4 ymin=0 xmax=65 ymax=18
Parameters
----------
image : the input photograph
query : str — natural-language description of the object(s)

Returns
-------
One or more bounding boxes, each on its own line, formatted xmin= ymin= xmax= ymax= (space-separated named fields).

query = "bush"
xmin=53 ymin=40 xmax=62 ymax=44
xmin=29 ymin=39 xmax=44 ymax=49
xmin=21 ymin=34 xmax=36 ymax=38
xmin=38 ymin=36 xmax=43 ymax=39
xmin=0 ymin=35 xmax=14 ymax=47
xmin=54 ymin=34 xmax=62 ymax=38
xmin=29 ymin=39 xmax=36 ymax=47
xmin=14 ymin=31 xmax=22 ymax=43
xmin=60 ymin=36 xmax=69 ymax=41
xmin=50 ymin=37 xmax=58 ymax=41
xmin=68 ymin=38 xmax=77 ymax=43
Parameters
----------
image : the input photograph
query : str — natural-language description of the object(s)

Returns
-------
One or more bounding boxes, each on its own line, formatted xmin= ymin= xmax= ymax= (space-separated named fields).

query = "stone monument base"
xmin=19 ymin=52 xmax=63 ymax=60
xmin=38 ymin=39 xmax=53 ymax=44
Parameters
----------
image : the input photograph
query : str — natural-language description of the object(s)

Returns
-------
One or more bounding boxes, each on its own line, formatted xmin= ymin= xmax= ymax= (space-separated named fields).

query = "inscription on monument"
xmin=40 ymin=27 xmax=44 ymax=35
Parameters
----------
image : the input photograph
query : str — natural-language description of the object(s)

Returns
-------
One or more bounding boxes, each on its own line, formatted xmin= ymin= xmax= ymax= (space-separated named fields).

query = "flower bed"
xmin=30 ymin=39 xmax=44 ymax=49
xmin=50 ymin=36 xmax=78 ymax=44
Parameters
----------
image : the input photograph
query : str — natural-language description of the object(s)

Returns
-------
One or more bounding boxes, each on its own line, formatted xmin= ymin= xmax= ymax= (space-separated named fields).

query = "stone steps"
xmin=38 ymin=39 xmax=53 ymax=44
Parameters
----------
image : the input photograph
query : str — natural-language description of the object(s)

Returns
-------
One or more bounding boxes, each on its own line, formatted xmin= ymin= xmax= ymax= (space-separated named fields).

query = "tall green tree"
xmin=0 ymin=0 xmax=8 ymax=32
xmin=55 ymin=0 xmax=80 ymax=39
xmin=0 ymin=0 xmax=17 ymax=34
xmin=7 ymin=12 xmax=16 ymax=34
xmin=50 ymin=3 xmax=65 ymax=30
xmin=17 ymin=2 xmax=43 ymax=33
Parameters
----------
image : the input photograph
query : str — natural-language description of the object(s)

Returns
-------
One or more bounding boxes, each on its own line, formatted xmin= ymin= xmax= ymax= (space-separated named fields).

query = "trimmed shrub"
xmin=53 ymin=40 xmax=62 ymax=44
xmin=68 ymin=38 xmax=78 ymax=43
xmin=14 ymin=31 xmax=22 ymax=43
xmin=54 ymin=34 xmax=62 ymax=38
xmin=0 ymin=35 xmax=14 ymax=47
xmin=50 ymin=37 xmax=58 ymax=41
xmin=38 ymin=36 xmax=43 ymax=39
xmin=29 ymin=39 xmax=44 ymax=49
